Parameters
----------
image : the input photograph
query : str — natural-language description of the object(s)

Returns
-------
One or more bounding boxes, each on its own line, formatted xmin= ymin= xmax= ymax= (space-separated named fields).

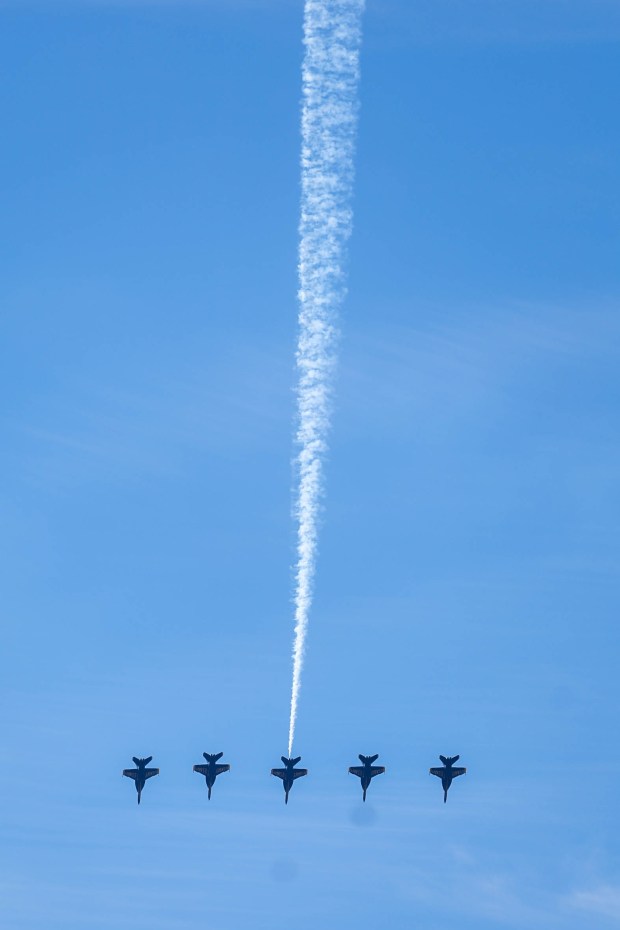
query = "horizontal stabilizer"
xmin=204 ymin=752 xmax=224 ymax=763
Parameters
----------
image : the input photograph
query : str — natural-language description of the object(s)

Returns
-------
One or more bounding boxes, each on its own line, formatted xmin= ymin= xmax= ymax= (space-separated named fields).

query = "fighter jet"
xmin=123 ymin=756 xmax=159 ymax=805
xmin=271 ymin=756 xmax=307 ymax=804
xmin=193 ymin=751 xmax=230 ymax=800
xmin=430 ymin=754 xmax=466 ymax=803
xmin=348 ymin=753 xmax=385 ymax=801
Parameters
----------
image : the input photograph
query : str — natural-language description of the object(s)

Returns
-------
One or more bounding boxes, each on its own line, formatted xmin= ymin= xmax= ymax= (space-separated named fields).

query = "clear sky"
xmin=1 ymin=1 xmax=619 ymax=928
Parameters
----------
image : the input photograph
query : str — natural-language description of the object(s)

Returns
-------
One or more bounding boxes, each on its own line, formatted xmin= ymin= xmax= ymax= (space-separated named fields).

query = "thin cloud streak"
xmin=568 ymin=885 xmax=620 ymax=921
xmin=288 ymin=0 xmax=365 ymax=755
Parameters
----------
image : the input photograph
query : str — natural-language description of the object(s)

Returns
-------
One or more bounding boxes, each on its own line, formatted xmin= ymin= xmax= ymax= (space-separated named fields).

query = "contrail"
xmin=288 ymin=0 xmax=365 ymax=756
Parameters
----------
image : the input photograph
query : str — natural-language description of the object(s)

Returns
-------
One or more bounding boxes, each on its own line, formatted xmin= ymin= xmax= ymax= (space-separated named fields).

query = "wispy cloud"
xmin=367 ymin=0 xmax=620 ymax=47
xmin=338 ymin=302 xmax=620 ymax=437
xmin=8 ymin=341 xmax=290 ymax=488
xmin=0 ymin=0 xmax=291 ymax=8
xmin=567 ymin=884 xmax=620 ymax=921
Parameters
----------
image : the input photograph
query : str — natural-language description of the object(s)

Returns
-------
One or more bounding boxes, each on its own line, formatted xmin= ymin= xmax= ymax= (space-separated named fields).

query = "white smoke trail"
xmin=288 ymin=0 xmax=365 ymax=756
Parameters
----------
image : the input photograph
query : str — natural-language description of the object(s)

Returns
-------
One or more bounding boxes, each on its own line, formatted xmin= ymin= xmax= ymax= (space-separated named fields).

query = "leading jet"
xmin=193 ymin=751 xmax=230 ymax=800
xmin=123 ymin=756 xmax=159 ymax=805
xmin=430 ymin=754 xmax=466 ymax=803
xmin=271 ymin=756 xmax=307 ymax=804
xmin=348 ymin=753 xmax=385 ymax=802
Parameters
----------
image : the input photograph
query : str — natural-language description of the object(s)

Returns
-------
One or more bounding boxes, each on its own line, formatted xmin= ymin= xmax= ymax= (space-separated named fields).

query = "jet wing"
xmin=349 ymin=766 xmax=365 ymax=778
xmin=215 ymin=765 xmax=230 ymax=776
xmin=193 ymin=765 xmax=209 ymax=777
xmin=123 ymin=769 xmax=138 ymax=780
xmin=429 ymin=767 xmax=444 ymax=778
xmin=144 ymin=768 xmax=159 ymax=780
xmin=369 ymin=766 xmax=385 ymax=777
xmin=271 ymin=768 xmax=286 ymax=779
xmin=451 ymin=767 xmax=466 ymax=778
xmin=292 ymin=769 xmax=307 ymax=780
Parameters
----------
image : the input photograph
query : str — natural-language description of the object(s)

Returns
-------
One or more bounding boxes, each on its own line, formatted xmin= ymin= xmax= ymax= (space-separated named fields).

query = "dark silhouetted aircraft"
xmin=348 ymin=753 xmax=385 ymax=801
xmin=123 ymin=756 xmax=159 ymax=804
xmin=193 ymin=751 xmax=231 ymax=799
xmin=271 ymin=756 xmax=307 ymax=804
xmin=430 ymin=754 xmax=466 ymax=803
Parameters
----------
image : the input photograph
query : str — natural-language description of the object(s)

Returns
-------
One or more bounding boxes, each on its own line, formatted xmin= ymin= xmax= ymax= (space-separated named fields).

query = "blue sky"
xmin=1 ymin=1 xmax=619 ymax=928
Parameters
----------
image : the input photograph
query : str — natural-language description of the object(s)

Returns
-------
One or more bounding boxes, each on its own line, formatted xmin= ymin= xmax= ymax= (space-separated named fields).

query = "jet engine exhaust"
xmin=287 ymin=0 xmax=365 ymax=757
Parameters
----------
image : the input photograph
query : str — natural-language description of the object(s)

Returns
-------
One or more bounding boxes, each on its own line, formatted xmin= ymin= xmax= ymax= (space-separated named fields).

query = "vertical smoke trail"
xmin=288 ymin=0 xmax=365 ymax=756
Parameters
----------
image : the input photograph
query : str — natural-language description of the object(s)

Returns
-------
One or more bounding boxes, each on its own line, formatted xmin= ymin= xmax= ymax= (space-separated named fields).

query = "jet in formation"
xmin=193 ymin=751 xmax=231 ymax=799
xmin=348 ymin=753 xmax=385 ymax=801
xmin=122 ymin=756 xmax=159 ymax=804
xmin=271 ymin=756 xmax=307 ymax=804
xmin=430 ymin=754 xmax=466 ymax=802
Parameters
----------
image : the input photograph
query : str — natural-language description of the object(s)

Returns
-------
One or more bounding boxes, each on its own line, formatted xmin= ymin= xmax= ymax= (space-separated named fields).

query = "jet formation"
xmin=123 ymin=752 xmax=466 ymax=805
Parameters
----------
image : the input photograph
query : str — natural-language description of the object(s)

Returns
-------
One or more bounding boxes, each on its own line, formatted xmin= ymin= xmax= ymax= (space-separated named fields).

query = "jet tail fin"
xmin=359 ymin=753 xmax=379 ymax=765
xmin=133 ymin=756 xmax=153 ymax=767
xmin=203 ymin=752 xmax=224 ymax=763
xmin=291 ymin=756 xmax=301 ymax=766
